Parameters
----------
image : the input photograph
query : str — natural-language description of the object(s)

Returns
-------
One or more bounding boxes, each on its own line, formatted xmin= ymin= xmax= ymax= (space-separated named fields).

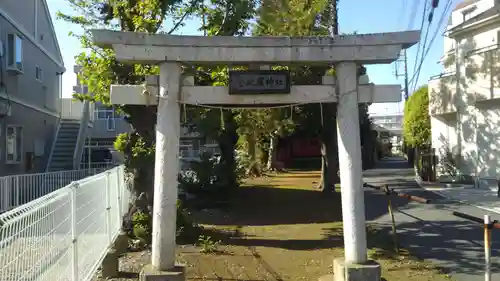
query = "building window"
xmin=7 ymin=33 xmax=23 ymax=73
xmin=95 ymin=108 xmax=115 ymax=119
xmin=6 ymin=125 xmax=22 ymax=164
xmin=36 ymin=66 xmax=43 ymax=81
xmin=462 ymin=8 xmax=475 ymax=22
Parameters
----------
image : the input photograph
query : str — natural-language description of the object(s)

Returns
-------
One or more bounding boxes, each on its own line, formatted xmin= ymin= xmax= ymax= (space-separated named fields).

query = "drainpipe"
xmin=454 ymin=37 xmax=462 ymax=175
xmin=56 ymin=72 xmax=64 ymax=117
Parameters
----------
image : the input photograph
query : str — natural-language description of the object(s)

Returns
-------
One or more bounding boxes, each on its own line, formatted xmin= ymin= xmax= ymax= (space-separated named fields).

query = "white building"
xmin=429 ymin=0 xmax=500 ymax=178
xmin=371 ymin=113 xmax=403 ymax=152
xmin=0 ymin=1 xmax=65 ymax=176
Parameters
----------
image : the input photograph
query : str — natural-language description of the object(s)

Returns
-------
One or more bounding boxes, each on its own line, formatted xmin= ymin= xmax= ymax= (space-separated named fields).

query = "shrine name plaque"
xmin=229 ymin=70 xmax=291 ymax=95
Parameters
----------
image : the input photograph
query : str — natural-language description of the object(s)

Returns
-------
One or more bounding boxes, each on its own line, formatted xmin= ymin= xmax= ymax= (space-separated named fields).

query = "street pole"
xmin=404 ymin=49 xmax=409 ymax=100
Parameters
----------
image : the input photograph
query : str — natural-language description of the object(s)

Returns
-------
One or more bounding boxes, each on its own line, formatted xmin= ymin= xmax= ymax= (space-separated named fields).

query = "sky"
xmin=47 ymin=0 xmax=462 ymax=115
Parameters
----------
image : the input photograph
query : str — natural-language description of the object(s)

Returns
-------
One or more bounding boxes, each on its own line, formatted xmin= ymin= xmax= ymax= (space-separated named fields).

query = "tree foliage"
xmin=58 ymin=0 xmax=257 ymax=208
xmin=403 ymin=85 xmax=431 ymax=148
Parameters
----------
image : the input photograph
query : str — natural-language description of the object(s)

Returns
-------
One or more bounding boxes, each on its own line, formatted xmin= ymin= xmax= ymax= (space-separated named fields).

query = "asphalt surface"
xmin=363 ymin=157 xmax=500 ymax=281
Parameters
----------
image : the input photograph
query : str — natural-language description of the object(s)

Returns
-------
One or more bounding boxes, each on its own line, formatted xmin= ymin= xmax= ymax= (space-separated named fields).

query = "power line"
xmin=407 ymin=0 xmax=422 ymax=30
xmin=398 ymin=0 xmax=409 ymax=28
xmin=409 ymin=0 xmax=453 ymax=92
xmin=410 ymin=0 xmax=430 ymax=88
xmin=411 ymin=21 xmax=432 ymax=90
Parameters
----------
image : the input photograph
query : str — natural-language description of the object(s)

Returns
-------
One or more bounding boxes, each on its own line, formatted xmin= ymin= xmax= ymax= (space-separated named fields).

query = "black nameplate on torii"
xmin=229 ymin=70 xmax=291 ymax=95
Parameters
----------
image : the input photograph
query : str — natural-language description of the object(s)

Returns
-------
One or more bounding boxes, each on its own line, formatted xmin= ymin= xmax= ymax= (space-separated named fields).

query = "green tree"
xmin=58 ymin=0 xmax=256 ymax=209
xmin=403 ymin=85 xmax=431 ymax=148
xmin=238 ymin=0 xmax=330 ymax=175
xmin=255 ymin=0 xmax=337 ymax=184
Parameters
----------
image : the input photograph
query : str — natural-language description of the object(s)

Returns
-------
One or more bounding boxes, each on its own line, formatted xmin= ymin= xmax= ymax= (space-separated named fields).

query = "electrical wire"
xmin=410 ymin=0 xmax=430 ymax=90
xmin=407 ymin=0 xmax=422 ymax=30
xmin=398 ymin=0 xmax=409 ymax=29
xmin=409 ymin=0 xmax=453 ymax=92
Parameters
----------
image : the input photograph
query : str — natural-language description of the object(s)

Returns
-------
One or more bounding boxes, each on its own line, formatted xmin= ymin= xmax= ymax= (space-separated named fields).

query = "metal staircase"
xmin=46 ymin=120 xmax=81 ymax=171
xmin=46 ymin=100 xmax=92 ymax=172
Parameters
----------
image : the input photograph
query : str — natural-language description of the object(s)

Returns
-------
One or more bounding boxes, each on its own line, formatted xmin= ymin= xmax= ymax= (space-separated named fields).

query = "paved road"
xmin=363 ymin=157 xmax=500 ymax=281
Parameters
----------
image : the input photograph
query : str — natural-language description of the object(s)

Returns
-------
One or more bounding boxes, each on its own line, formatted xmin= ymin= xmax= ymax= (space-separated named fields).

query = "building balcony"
xmin=470 ymin=75 xmax=500 ymax=104
xmin=428 ymin=72 xmax=457 ymax=116
xmin=61 ymin=98 xmax=95 ymax=126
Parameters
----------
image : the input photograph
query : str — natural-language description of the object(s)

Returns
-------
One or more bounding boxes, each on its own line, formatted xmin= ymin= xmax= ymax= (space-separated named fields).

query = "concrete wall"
xmin=0 ymin=101 xmax=58 ymax=176
xmin=431 ymin=115 xmax=458 ymax=176
xmin=61 ymin=98 xmax=96 ymax=121
xmin=0 ymin=3 xmax=64 ymax=176
xmin=428 ymin=1 xmax=500 ymax=178
xmin=0 ymin=0 xmax=63 ymax=64
xmin=476 ymin=102 xmax=500 ymax=177
xmin=449 ymin=0 xmax=496 ymax=29
xmin=90 ymin=117 xmax=131 ymax=139
xmin=60 ymin=98 xmax=131 ymax=139
xmin=0 ymin=14 xmax=62 ymax=113
xmin=89 ymin=102 xmax=131 ymax=139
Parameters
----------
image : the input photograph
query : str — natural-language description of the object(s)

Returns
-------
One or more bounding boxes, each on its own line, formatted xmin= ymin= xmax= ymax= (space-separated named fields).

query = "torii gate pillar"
xmin=151 ymin=62 xmax=182 ymax=270
xmin=336 ymin=62 xmax=367 ymax=262
xmin=91 ymin=29 xmax=420 ymax=281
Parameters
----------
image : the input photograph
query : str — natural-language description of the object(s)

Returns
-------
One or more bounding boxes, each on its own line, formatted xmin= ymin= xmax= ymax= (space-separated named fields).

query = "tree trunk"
xmin=120 ymin=106 xmax=157 ymax=233
xmin=319 ymin=104 xmax=340 ymax=192
xmin=247 ymin=132 xmax=261 ymax=176
xmin=319 ymin=0 xmax=340 ymax=192
xmin=217 ymin=110 xmax=239 ymax=198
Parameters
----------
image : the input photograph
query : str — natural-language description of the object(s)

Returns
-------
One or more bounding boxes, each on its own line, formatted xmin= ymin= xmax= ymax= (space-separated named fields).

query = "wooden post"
xmin=484 ymin=215 xmax=492 ymax=281
xmin=387 ymin=198 xmax=399 ymax=252
xmin=383 ymin=185 xmax=398 ymax=252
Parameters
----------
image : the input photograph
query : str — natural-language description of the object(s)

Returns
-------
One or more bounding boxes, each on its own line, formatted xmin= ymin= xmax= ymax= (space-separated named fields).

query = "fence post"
xmin=115 ymin=166 xmax=123 ymax=220
xmin=105 ymin=171 xmax=112 ymax=243
xmin=484 ymin=214 xmax=492 ymax=281
xmin=71 ymin=182 xmax=79 ymax=281
xmin=1 ymin=178 xmax=8 ymax=212
xmin=14 ymin=176 xmax=20 ymax=207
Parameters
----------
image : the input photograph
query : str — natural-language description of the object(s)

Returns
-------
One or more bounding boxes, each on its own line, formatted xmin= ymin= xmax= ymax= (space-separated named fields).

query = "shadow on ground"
xmin=192 ymin=184 xmax=414 ymax=227
xmin=374 ymin=216 xmax=500 ymax=276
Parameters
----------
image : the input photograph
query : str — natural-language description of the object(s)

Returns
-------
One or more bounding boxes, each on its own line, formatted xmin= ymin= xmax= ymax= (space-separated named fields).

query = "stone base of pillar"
xmin=332 ymin=258 xmax=381 ymax=281
xmin=139 ymin=264 xmax=186 ymax=281
xmin=113 ymin=232 xmax=130 ymax=255
xmin=101 ymin=249 xmax=119 ymax=278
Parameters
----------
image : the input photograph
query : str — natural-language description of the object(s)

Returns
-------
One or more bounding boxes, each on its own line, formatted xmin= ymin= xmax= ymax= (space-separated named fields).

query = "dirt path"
xmin=93 ymin=171 xmax=452 ymax=281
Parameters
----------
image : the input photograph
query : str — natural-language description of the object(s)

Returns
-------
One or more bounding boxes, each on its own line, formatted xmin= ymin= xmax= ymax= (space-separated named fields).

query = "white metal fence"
xmin=0 ymin=165 xmax=130 ymax=281
xmin=0 ymin=168 xmax=106 ymax=213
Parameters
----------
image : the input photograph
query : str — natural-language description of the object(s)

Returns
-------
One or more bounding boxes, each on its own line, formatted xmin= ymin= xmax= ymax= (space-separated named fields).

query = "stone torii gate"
xmin=91 ymin=30 xmax=419 ymax=281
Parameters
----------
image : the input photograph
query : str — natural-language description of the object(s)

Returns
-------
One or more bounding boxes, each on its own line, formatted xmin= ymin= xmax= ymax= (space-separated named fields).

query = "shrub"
xmin=179 ymin=151 xmax=242 ymax=201
xmin=132 ymin=211 xmax=152 ymax=243
xmin=197 ymin=235 xmax=221 ymax=253
xmin=403 ymin=86 xmax=431 ymax=148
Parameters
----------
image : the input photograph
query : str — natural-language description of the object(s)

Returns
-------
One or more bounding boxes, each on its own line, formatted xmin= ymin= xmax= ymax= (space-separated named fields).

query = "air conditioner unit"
xmin=0 ymin=101 xmax=12 ymax=117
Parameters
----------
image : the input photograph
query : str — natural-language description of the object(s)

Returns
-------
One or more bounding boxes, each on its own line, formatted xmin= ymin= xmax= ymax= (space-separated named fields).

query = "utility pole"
xmin=403 ymin=49 xmax=409 ymax=100
xmin=394 ymin=49 xmax=409 ymax=100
